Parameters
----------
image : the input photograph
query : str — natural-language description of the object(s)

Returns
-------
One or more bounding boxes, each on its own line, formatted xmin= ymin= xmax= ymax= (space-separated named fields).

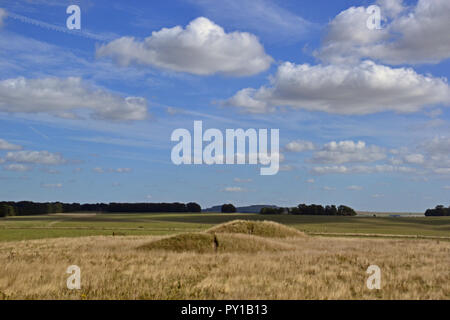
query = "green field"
xmin=0 ymin=212 xmax=449 ymax=242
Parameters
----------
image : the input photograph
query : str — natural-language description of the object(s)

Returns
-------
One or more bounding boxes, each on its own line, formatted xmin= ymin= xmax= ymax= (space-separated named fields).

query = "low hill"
xmin=207 ymin=220 xmax=305 ymax=238
xmin=138 ymin=232 xmax=293 ymax=253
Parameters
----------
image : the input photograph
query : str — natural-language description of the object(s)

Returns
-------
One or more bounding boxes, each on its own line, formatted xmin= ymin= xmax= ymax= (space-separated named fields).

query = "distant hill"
xmin=202 ymin=205 xmax=278 ymax=213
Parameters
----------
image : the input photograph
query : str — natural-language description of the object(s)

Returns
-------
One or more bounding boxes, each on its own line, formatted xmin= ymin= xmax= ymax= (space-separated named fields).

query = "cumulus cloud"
xmin=386 ymin=137 xmax=450 ymax=175
xmin=0 ymin=77 xmax=148 ymax=121
xmin=225 ymin=61 xmax=449 ymax=115
xmin=97 ymin=17 xmax=272 ymax=76
xmin=5 ymin=151 xmax=66 ymax=165
xmin=317 ymin=0 xmax=450 ymax=65
xmin=0 ymin=8 xmax=6 ymax=28
xmin=420 ymin=137 xmax=450 ymax=174
xmin=423 ymin=136 xmax=450 ymax=156
xmin=284 ymin=140 xmax=315 ymax=153
xmin=0 ymin=138 xmax=22 ymax=150
xmin=312 ymin=141 xmax=386 ymax=164
xmin=403 ymin=154 xmax=425 ymax=165
xmin=3 ymin=164 xmax=30 ymax=172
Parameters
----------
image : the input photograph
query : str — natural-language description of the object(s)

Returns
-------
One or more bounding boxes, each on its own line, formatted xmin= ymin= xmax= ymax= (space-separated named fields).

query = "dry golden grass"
xmin=0 ymin=233 xmax=448 ymax=300
xmin=206 ymin=220 xmax=306 ymax=238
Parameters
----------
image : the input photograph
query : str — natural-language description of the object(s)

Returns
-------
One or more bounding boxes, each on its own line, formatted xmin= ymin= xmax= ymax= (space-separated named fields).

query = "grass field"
xmin=0 ymin=213 xmax=449 ymax=300
xmin=1 ymin=212 xmax=449 ymax=242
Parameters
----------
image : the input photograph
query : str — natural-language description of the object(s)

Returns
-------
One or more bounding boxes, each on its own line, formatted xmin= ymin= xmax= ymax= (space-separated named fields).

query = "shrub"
xmin=221 ymin=204 xmax=237 ymax=213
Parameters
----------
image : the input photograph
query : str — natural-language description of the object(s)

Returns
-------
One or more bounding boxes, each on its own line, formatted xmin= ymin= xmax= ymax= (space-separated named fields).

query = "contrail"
xmin=6 ymin=11 xmax=114 ymax=42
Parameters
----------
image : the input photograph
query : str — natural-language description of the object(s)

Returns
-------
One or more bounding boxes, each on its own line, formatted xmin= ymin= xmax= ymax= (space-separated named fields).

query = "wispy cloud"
xmin=189 ymin=0 xmax=316 ymax=43
xmin=223 ymin=186 xmax=246 ymax=192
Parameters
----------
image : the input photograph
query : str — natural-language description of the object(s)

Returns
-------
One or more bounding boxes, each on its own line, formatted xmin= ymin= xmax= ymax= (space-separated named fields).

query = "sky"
xmin=0 ymin=0 xmax=449 ymax=212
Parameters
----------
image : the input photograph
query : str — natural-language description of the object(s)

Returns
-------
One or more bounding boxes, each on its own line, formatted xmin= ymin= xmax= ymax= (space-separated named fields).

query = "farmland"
xmin=0 ymin=213 xmax=449 ymax=299
xmin=1 ymin=212 xmax=449 ymax=242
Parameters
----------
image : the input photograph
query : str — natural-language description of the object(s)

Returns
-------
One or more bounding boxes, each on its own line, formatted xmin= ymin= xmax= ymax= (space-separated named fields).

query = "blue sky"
xmin=0 ymin=0 xmax=449 ymax=211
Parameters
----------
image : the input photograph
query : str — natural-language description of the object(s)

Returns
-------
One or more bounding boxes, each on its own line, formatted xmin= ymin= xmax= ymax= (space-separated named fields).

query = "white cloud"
xmin=0 ymin=138 xmax=22 ymax=150
xmin=423 ymin=137 xmax=450 ymax=156
xmin=434 ymin=168 xmax=450 ymax=175
xmin=323 ymin=186 xmax=335 ymax=191
xmin=5 ymin=151 xmax=65 ymax=165
xmin=225 ymin=61 xmax=450 ymax=115
xmin=372 ymin=193 xmax=384 ymax=198
xmin=306 ymin=179 xmax=315 ymax=184
xmin=223 ymin=186 xmax=246 ymax=192
xmin=279 ymin=164 xmax=294 ymax=172
xmin=317 ymin=0 xmax=450 ymax=65
xmin=41 ymin=183 xmax=62 ymax=188
xmin=384 ymin=137 xmax=450 ymax=176
xmin=311 ymin=164 xmax=416 ymax=175
xmin=425 ymin=109 xmax=443 ymax=118
xmin=189 ymin=0 xmax=314 ymax=43
xmin=443 ymin=186 xmax=450 ymax=190
xmin=0 ymin=77 xmax=148 ymax=121
xmin=97 ymin=17 xmax=273 ymax=76
xmin=418 ymin=137 xmax=450 ymax=173
xmin=347 ymin=185 xmax=363 ymax=191
xmin=3 ymin=164 xmax=30 ymax=172
xmin=312 ymin=141 xmax=386 ymax=164
xmin=41 ymin=168 xmax=60 ymax=174
xmin=93 ymin=167 xmax=132 ymax=174
xmin=403 ymin=153 xmax=425 ymax=165
xmin=234 ymin=178 xmax=252 ymax=183
xmin=0 ymin=8 xmax=6 ymax=28
xmin=285 ymin=140 xmax=315 ymax=152
xmin=311 ymin=166 xmax=348 ymax=175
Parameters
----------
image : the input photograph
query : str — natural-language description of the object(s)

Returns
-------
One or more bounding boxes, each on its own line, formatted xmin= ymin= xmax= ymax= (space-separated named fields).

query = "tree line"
xmin=0 ymin=201 xmax=202 ymax=217
xmin=425 ymin=205 xmax=450 ymax=216
xmin=260 ymin=204 xmax=357 ymax=216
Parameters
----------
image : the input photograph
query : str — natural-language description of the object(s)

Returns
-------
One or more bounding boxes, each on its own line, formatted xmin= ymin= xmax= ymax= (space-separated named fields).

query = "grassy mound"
xmin=206 ymin=220 xmax=305 ymax=238
xmin=138 ymin=232 xmax=292 ymax=253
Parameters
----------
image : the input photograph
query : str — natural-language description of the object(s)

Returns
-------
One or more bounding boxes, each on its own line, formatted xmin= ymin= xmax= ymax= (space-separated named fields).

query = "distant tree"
xmin=425 ymin=205 xmax=450 ymax=216
xmin=276 ymin=203 xmax=356 ymax=216
xmin=260 ymin=207 xmax=285 ymax=215
xmin=338 ymin=205 xmax=357 ymax=216
xmin=325 ymin=205 xmax=338 ymax=216
xmin=187 ymin=202 xmax=201 ymax=212
xmin=0 ymin=203 xmax=15 ymax=217
xmin=221 ymin=204 xmax=237 ymax=213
